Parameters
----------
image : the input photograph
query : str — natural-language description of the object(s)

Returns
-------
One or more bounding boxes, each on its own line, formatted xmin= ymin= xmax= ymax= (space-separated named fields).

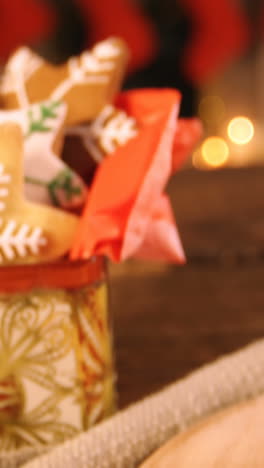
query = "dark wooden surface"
xmin=110 ymin=167 xmax=264 ymax=409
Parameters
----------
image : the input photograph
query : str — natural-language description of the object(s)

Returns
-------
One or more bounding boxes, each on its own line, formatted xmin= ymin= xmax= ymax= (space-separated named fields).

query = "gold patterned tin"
xmin=0 ymin=257 xmax=115 ymax=450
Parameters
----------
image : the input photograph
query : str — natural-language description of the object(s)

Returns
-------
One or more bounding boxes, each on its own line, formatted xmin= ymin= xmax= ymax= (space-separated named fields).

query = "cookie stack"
xmin=0 ymin=38 xmax=139 ymax=265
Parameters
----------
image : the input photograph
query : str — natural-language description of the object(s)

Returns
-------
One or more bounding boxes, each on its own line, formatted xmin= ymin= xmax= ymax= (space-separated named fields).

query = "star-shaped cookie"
xmin=0 ymin=100 xmax=87 ymax=209
xmin=0 ymin=38 xmax=129 ymax=125
xmin=0 ymin=123 xmax=78 ymax=265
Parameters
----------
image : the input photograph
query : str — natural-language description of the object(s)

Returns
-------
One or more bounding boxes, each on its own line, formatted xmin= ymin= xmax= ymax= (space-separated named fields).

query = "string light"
xmin=201 ymin=137 xmax=229 ymax=168
xmin=227 ymin=117 xmax=254 ymax=145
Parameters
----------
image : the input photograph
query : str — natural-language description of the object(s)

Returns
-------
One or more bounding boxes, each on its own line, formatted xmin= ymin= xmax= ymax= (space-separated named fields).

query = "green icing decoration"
xmin=25 ymin=169 xmax=82 ymax=206
xmin=25 ymin=101 xmax=61 ymax=138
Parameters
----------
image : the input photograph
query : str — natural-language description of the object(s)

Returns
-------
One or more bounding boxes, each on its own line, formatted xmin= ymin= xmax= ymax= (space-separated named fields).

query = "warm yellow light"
xmin=201 ymin=137 xmax=229 ymax=168
xmin=227 ymin=117 xmax=254 ymax=145
xmin=199 ymin=96 xmax=225 ymax=124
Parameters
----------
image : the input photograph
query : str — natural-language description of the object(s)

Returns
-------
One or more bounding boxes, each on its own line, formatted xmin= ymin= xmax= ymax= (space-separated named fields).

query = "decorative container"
xmin=0 ymin=256 xmax=115 ymax=450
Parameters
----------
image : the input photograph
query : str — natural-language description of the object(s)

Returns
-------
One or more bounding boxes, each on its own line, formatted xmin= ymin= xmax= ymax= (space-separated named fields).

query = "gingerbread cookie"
xmin=0 ymin=39 xmax=129 ymax=125
xmin=0 ymin=123 xmax=78 ymax=265
xmin=0 ymin=100 xmax=87 ymax=209
xmin=62 ymin=105 xmax=138 ymax=184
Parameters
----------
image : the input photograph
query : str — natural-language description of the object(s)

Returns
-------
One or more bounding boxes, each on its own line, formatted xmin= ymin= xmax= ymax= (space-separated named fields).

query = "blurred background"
xmin=1 ymin=0 xmax=263 ymax=171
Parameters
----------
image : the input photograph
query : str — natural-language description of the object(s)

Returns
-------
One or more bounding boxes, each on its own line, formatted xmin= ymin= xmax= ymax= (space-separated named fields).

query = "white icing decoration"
xmin=50 ymin=39 xmax=120 ymax=101
xmin=0 ymin=219 xmax=47 ymax=262
xmin=51 ymin=62 xmax=107 ymax=102
xmin=0 ymin=163 xmax=11 ymax=212
xmin=66 ymin=105 xmax=138 ymax=163
xmin=80 ymin=54 xmax=113 ymax=73
xmin=93 ymin=41 xmax=121 ymax=59
xmin=96 ymin=107 xmax=138 ymax=153
xmin=1 ymin=47 xmax=43 ymax=107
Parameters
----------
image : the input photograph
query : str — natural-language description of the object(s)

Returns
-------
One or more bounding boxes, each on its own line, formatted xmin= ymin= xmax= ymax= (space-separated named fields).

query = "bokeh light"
xmin=199 ymin=96 xmax=226 ymax=125
xmin=227 ymin=117 xmax=254 ymax=145
xmin=201 ymin=137 xmax=229 ymax=168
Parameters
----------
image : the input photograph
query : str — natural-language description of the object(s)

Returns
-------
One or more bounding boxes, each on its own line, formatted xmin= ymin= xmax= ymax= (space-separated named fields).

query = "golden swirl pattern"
xmin=0 ymin=282 xmax=115 ymax=450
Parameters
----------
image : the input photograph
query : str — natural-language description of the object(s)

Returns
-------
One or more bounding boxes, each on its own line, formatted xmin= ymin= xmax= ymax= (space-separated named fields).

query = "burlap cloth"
xmin=2 ymin=339 xmax=264 ymax=468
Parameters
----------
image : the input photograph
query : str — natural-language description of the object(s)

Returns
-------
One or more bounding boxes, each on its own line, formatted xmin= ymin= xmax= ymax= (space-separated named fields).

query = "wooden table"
xmin=110 ymin=167 xmax=264 ymax=408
